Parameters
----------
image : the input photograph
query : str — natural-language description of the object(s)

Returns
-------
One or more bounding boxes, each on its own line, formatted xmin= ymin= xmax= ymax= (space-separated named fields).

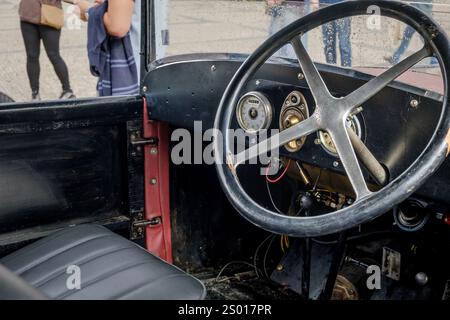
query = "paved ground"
xmin=0 ymin=0 xmax=96 ymax=101
xmin=1 ymin=0 xmax=449 ymax=102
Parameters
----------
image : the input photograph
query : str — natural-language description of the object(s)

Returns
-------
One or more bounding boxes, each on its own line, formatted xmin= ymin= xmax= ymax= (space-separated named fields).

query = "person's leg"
xmin=392 ymin=25 xmax=415 ymax=63
xmin=39 ymin=25 xmax=73 ymax=96
xmin=20 ymin=21 xmax=41 ymax=98
xmin=300 ymin=1 xmax=311 ymax=51
xmin=282 ymin=2 xmax=309 ymax=58
xmin=268 ymin=5 xmax=283 ymax=36
xmin=337 ymin=18 xmax=352 ymax=67
xmin=322 ymin=21 xmax=337 ymax=64
xmin=268 ymin=5 xmax=291 ymax=57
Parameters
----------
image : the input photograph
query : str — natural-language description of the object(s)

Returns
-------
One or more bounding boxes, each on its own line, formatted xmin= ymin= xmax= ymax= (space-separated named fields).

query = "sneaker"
xmin=31 ymin=91 xmax=41 ymax=101
xmin=59 ymin=90 xmax=76 ymax=99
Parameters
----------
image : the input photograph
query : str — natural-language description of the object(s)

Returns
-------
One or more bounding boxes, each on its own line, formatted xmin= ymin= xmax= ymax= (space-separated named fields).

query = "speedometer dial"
xmin=236 ymin=92 xmax=273 ymax=134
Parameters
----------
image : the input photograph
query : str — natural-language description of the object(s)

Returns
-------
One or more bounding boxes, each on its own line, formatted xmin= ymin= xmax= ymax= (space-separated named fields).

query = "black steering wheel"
xmin=214 ymin=0 xmax=450 ymax=237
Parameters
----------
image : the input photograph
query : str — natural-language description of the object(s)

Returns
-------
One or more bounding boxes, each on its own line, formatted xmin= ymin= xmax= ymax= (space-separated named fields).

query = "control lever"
xmin=347 ymin=129 xmax=388 ymax=186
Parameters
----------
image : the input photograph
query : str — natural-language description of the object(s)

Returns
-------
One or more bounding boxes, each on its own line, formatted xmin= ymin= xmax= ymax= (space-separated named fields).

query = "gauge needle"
xmin=347 ymin=129 xmax=388 ymax=186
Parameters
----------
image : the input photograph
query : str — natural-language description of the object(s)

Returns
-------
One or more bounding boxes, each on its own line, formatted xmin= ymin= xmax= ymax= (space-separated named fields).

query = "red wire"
xmin=266 ymin=159 xmax=291 ymax=184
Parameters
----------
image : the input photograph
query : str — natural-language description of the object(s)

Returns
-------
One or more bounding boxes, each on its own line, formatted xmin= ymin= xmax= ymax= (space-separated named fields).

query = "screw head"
xmin=150 ymin=147 xmax=158 ymax=154
xmin=415 ymin=272 xmax=429 ymax=286
xmin=150 ymin=178 xmax=157 ymax=185
xmin=142 ymin=86 xmax=148 ymax=92
xmin=333 ymin=161 xmax=339 ymax=168
xmin=255 ymin=80 xmax=261 ymax=86
xmin=211 ymin=65 xmax=217 ymax=72
xmin=276 ymin=264 xmax=284 ymax=271
xmin=298 ymin=73 xmax=305 ymax=80
xmin=314 ymin=138 xmax=321 ymax=145
xmin=410 ymin=99 xmax=419 ymax=108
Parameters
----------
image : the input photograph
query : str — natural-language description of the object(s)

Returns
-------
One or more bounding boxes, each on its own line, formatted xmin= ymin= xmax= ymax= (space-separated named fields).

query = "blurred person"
xmin=72 ymin=0 xmax=141 ymax=96
xmin=320 ymin=0 xmax=352 ymax=67
xmin=266 ymin=0 xmax=317 ymax=58
xmin=73 ymin=0 xmax=141 ymax=74
xmin=19 ymin=0 xmax=75 ymax=101
xmin=385 ymin=0 xmax=434 ymax=64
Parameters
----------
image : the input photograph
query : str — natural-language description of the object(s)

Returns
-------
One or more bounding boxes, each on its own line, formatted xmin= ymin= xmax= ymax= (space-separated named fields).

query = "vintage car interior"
xmin=0 ymin=0 xmax=450 ymax=300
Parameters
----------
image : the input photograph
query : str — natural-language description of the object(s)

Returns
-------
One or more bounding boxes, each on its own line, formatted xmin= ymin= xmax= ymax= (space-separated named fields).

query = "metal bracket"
xmin=131 ymin=214 xmax=162 ymax=240
xmin=130 ymin=131 xmax=158 ymax=146
xmin=129 ymin=131 xmax=158 ymax=157
xmin=133 ymin=216 xmax=162 ymax=227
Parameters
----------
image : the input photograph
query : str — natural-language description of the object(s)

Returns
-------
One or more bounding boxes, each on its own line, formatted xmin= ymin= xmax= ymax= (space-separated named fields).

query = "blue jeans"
xmin=321 ymin=18 xmax=352 ymax=67
xmin=392 ymin=26 xmax=415 ymax=63
xmin=392 ymin=2 xmax=435 ymax=64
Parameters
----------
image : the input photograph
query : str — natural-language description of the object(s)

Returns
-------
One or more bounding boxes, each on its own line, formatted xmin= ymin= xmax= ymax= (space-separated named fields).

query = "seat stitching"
xmin=113 ymin=274 xmax=205 ymax=300
xmin=32 ymin=245 xmax=136 ymax=288
xmin=57 ymin=260 xmax=160 ymax=300
xmin=15 ymin=234 xmax=116 ymax=276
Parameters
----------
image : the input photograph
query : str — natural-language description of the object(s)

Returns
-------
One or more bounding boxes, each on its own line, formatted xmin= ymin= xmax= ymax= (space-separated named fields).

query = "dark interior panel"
xmin=0 ymin=126 xmax=124 ymax=233
xmin=143 ymin=55 xmax=448 ymax=205
xmin=0 ymin=96 xmax=142 ymax=250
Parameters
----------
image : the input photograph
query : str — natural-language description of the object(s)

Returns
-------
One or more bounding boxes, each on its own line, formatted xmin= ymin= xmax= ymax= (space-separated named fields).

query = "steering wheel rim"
xmin=214 ymin=0 xmax=450 ymax=237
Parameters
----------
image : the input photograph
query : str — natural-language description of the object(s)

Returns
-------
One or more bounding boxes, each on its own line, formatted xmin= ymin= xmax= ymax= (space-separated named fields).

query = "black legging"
xmin=20 ymin=21 xmax=71 ymax=93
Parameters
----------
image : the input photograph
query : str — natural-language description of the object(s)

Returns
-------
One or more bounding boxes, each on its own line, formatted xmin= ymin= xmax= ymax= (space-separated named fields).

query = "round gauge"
xmin=279 ymin=91 xmax=310 ymax=153
xmin=236 ymin=92 xmax=273 ymax=133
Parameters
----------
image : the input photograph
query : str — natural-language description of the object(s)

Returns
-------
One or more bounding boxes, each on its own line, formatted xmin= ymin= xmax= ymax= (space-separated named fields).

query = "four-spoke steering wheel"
xmin=214 ymin=0 xmax=450 ymax=237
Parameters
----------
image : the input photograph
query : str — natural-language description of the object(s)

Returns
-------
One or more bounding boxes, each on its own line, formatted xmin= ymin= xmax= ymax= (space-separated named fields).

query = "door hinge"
xmin=133 ymin=216 xmax=162 ymax=227
xmin=130 ymin=131 xmax=158 ymax=146
xmin=129 ymin=131 xmax=158 ymax=157
xmin=131 ymin=216 xmax=162 ymax=240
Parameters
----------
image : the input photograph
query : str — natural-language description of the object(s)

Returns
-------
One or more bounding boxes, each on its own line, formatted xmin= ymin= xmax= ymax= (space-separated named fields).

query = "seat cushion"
xmin=0 ymin=224 xmax=206 ymax=300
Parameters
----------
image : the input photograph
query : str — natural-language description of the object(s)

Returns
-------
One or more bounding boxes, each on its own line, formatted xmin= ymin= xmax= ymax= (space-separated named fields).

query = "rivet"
xmin=142 ymin=86 xmax=148 ymax=92
xmin=333 ymin=161 xmax=339 ymax=168
xmin=150 ymin=178 xmax=157 ymax=185
xmin=211 ymin=65 xmax=217 ymax=72
xmin=298 ymin=73 xmax=305 ymax=80
xmin=276 ymin=264 xmax=284 ymax=271
xmin=150 ymin=147 xmax=158 ymax=154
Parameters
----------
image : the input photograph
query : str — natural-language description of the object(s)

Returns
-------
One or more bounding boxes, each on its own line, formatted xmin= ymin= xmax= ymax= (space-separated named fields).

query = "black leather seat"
xmin=0 ymin=224 xmax=206 ymax=300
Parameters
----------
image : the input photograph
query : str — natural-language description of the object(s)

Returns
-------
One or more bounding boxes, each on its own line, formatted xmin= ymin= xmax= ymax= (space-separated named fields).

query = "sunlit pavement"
xmin=0 ymin=0 xmax=449 ymax=102
xmin=0 ymin=0 xmax=96 ymax=101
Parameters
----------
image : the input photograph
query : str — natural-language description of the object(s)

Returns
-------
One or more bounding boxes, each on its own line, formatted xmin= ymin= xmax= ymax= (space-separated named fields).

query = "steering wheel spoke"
xmin=342 ymin=46 xmax=432 ymax=111
xmin=291 ymin=36 xmax=334 ymax=107
xmin=329 ymin=123 xmax=372 ymax=200
xmin=347 ymin=129 xmax=388 ymax=186
xmin=233 ymin=116 xmax=318 ymax=168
